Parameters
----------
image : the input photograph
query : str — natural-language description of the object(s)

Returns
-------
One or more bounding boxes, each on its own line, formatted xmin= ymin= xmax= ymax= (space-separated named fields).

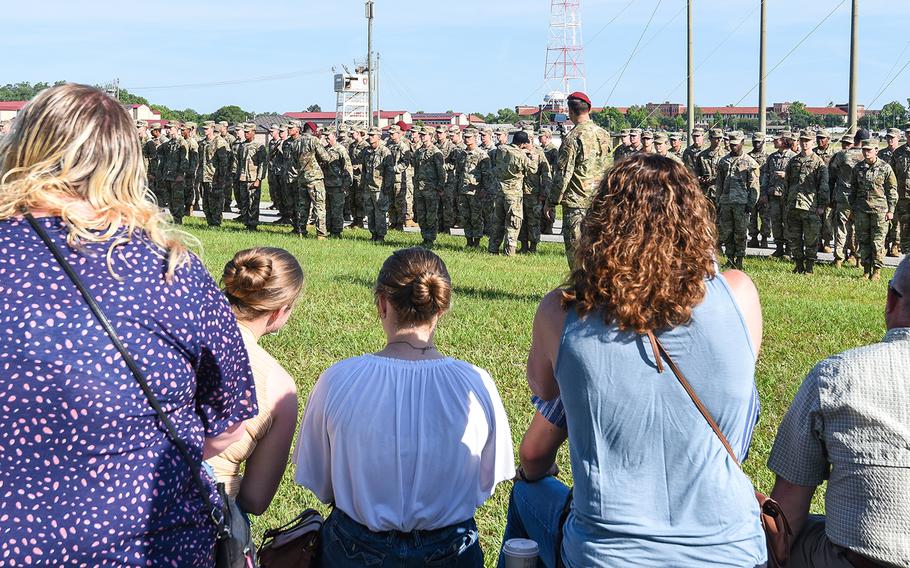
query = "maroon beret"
xmin=567 ymin=91 xmax=591 ymax=106
xmin=304 ymin=121 xmax=318 ymax=133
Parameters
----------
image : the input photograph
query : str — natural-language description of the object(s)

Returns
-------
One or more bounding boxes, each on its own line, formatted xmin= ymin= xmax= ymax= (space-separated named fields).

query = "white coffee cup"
xmin=502 ymin=538 xmax=539 ymax=568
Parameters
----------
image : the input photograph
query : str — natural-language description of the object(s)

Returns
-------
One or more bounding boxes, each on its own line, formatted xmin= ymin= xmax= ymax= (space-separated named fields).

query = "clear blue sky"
xmin=4 ymin=0 xmax=907 ymax=114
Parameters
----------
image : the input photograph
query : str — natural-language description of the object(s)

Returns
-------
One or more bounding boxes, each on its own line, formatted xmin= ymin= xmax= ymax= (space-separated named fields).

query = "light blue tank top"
xmin=557 ymin=275 xmax=766 ymax=567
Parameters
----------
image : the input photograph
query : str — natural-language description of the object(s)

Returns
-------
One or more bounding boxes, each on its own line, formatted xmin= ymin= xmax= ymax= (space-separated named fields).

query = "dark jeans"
xmin=319 ymin=508 xmax=483 ymax=567
xmin=499 ymin=478 xmax=571 ymax=568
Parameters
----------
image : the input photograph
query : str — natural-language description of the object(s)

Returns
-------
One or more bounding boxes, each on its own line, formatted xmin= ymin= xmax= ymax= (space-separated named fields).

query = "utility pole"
xmin=847 ymin=0 xmax=858 ymax=134
xmin=376 ymin=53 xmax=381 ymax=126
xmin=686 ymin=0 xmax=694 ymax=142
xmin=366 ymin=0 xmax=374 ymax=127
xmin=758 ymin=0 xmax=767 ymax=134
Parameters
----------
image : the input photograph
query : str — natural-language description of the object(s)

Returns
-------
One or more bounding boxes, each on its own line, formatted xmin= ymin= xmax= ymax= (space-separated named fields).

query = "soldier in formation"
xmin=456 ymin=128 xmax=494 ymax=248
xmin=891 ymin=123 xmax=910 ymax=257
xmin=413 ymin=127 xmax=446 ymax=248
xmin=267 ymin=124 xmax=289 ymax=224
xmin=695 ymin=128 xmax=725 ymax=203
xmin=234 ymin=123 xmax=267 ymax=231
xmin=347 ymin=127 xmax=368 ymax=228
xmin=715 ymin=131 xmax=760 ymax=270
xmin=682 ymin=127 xmax=705 ymax=171
xmin=386 ymin=125 xmax=412 ymax=230
xmin=881 ymin=128 xmax=903 ymax=256
xmin=654 ymin=132 xmax=683 ymax=163
xmin=359 ymin=127 xmax=394 ymax=242
xmin=197 ymin=120 xmax=231 ymax=227
xmin=828 ymin=132 xmax=863 ymax=267
xmin=518 ymin=128 xmax=551 ymax=254
xmin=669 ymin=132 xmax=684 ymax=160
xmin=538 ymin=128 xmax=559 ymax=234
xmin=851 ymin=139 xmax=898 ymax=280
xmin=181 ymin=122 xmax=199 ymax=216
xmin=549 ymin=91 xmax=613 ymax=268
xmin=156 ymin=121 xmax=189 ymax=223
xmin=759 ymin=131 xmax=796 ymax=258
xmin=489 ymin=130 xmax=535 ymax=256
xmin=747 ymin=132 xmax=770 ymax=248
xmin=785 ymin=131 xmax=829 ymax=274
xmin=323 ymin=127 xmax=353 ymax=238
xmin=813 ymin=129 xmax=834 ymax=253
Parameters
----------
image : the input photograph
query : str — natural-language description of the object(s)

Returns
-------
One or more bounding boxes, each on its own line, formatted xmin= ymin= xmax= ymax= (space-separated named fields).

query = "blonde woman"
xmin=208 ymin=247 xmax=301 ymax=516
xmin=0 ymin=84 xmax=257 ymax=565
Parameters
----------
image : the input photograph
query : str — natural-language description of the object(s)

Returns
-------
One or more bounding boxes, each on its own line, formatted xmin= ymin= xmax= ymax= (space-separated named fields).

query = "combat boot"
xmin=833 ymin=259 xmax=843 ymax=268
xmin=888 ymin=245 xmax=900 ymax=257
xmin=517 ymin=242 xmax=529 ymax=254
xmin=804 ymin=261 xmax=814 ymax=274
xmin=748 ymin=236 xmax=760 ymax=248
xmin=863 ymin=264 xmax=872 ymax=278
xmin=792 ymin=260 xmax=804 ymax=274
xmin=851 ymin=256 xmax=861 ymax=268
xmin=504 ymin=245 xmax=517 ymax=257
xmin=771 ymin=245 xmax=785 ymax=258
xmin=734 ymin=256 xmax=744 ymax=270
xmin=870 ymin=268 xmax=882 ymax=281
xmin=760 ymin=236 xmax=769 ymax=249
xmin=421 ymin=239 xmax=434 ymax=249
xmin=529 ymin=242 xmax=538 ymax=254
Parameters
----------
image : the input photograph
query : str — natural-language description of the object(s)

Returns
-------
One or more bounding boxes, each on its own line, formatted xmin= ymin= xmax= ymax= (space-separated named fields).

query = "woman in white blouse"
xmin=295 ymin=247 xmax=514 ymax=567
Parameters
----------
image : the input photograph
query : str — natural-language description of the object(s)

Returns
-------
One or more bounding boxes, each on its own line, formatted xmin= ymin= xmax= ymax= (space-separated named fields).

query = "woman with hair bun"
xmin=294 ymin=247 xmax=514 ymax=567
xmin=209 ymin=247 xmax=302 ymax=516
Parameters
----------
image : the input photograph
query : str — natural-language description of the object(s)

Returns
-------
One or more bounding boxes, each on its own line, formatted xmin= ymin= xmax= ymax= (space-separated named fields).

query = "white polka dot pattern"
xmin=0 ymin=216 xmax=257 ymax=566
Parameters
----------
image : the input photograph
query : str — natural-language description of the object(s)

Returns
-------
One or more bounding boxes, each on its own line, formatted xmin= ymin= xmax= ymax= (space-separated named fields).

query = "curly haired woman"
xmin=499 ymin=154 xmax=767 ymax=567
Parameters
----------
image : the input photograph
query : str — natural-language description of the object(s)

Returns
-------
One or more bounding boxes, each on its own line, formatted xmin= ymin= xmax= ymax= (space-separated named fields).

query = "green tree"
xmin=0 ymin=81 xmax=65 ymax=101
xmin=625 ymin=105 xmax=658 ymax=130
xmin=880 ymin=100 xmax=907 ymax=129
xmin=591 ymin=106 xmax=629 ymax=132
xmin=117 ymin=88 xmax=150 ymax=106
xmin=712 ymin=112 xmax=724 ymax=128
xmin=823 ymin=114 xmax=844 ymax=128
xmin=485 ymin=108 xmax=519 ymax=124
xmin=210 ymin=105 xmax=251 ymax=124
xmin=787 ymin=101 xmax=812 ymax=129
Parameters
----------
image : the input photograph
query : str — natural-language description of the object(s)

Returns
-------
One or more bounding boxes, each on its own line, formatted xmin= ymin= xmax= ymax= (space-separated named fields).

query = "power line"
xmin=636 ymin=2 xmax=760 ymax=127
xmin=865 ymin=57 xmax=910 ymax=111
xmin=865 ymin=38 xmax=910 ymax=109
xmin=585 ymin=0 xmax=636 ymax=46
xmin=595 ymin=0 xmax=665 ymax=105
xmin=125 ymin=68 xmax=327 ymax=91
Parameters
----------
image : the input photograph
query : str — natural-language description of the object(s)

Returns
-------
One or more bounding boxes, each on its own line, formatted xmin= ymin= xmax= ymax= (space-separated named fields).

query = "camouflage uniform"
xmin=694 ymin=133 xmax=726 ymax=202
xmin=296 ymin=132 xmax=332 ymax=237
xmin=761 ymin=146 xmax=796 ymax=256
xmin=229 ymin=133 xmax=245 ymax=216
xmin=784 ymin=146 xmax=829 ymax=271
xmin=267 ymin=129 xmax=288 ymax=222
xmin=682 ymin=129 xmax=705 ymax=172
xmin=482 ymin=137 xmax=499 ymax=238
xmin=235 ymin=127 xmax=268 ymax=229
xmin=715 ymin=138 xmax=760 ymax=266
xmin=457 ymin=144 xmax=494 ymax=245
xmin=183 ymin=126 xmax=199 ymax=215
xmin=881 ymin=129 xmax=904 ymax=254
xmin=143 ymin=132 xmax=163 ymax=202
xmin=813 ymin=136 xmax=835 ymax=249
xmin=347 ymin=135 xmax=368 ymax=226
xmin=891 ymin=137 xmax=910 ymax=254
xmin=360 ymin=136 xmax=395 ymax=240
xmin=850 ymin=153 xmax=898 ymax=274
xmin=519 ymin=143 xmax=551 ymax=252
xmin=156 ymin=131 xmax=189 ymax=223
xmin=829 ymin=144 xmax=863 ymax=262
xmin=436 ymin=131 xmax=457 ymax=230
xmin=323 ymin=140 xmax=353 ymax=236
xmin=747 ymin=136 xmax=770 ymax=246
xmin=197 ymin=133 xmax=231 ymax=227
xmin=490 ymin=144 xmax=534 ymax=255
xmin=413 ymin=135 xmax=446 ymax=245
xmin=222 ymin=127 xmax=238 ymax=212
xmin=550 ymin=120 xmax=613 ymax=268
xmin=541 ymin=138 xmax=559 ymax=234
xmin=386 ymin=131 xmax=413 ymax=229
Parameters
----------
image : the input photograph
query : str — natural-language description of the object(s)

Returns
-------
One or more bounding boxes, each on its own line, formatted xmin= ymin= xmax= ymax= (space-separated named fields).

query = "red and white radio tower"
xmin=544 ymin=0 xmax=586 ymax=111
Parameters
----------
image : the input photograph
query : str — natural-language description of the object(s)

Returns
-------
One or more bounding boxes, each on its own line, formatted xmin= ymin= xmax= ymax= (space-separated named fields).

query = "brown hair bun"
xmin=376 ymin=248 xmax=451 ymax=325
xmin=222 ymin=247 xmax=304 ymax=320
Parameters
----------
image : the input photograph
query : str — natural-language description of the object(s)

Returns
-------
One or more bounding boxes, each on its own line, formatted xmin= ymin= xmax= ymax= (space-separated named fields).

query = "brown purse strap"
xmin=645 ymin=331 xmax=741 ymax=468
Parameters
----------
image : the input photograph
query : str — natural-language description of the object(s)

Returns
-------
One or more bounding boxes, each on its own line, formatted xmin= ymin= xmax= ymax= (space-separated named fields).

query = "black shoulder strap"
xmin=24 ymin=214 xmax=224 ymax=530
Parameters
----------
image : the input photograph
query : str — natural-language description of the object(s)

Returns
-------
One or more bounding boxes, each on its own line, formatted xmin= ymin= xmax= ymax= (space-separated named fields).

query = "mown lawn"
xmin=183 ymin=216 xmax=893 ymax=565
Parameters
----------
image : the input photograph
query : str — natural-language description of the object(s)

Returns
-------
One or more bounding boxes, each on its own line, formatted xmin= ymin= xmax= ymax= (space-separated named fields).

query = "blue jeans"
xmin=498 ymin=478 xmax=571 ymax=568
xmin=319 ymin=508 xmax=483 ymax=567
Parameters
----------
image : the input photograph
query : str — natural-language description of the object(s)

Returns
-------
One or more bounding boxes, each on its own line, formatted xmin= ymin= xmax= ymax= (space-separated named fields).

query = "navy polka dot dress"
xmin=0 ymin=216 xmax=257 ymax=566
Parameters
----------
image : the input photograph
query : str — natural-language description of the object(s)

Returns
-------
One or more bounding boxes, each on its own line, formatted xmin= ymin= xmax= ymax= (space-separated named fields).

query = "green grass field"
xmin=183 ymin=216 xmax=893 ymax=565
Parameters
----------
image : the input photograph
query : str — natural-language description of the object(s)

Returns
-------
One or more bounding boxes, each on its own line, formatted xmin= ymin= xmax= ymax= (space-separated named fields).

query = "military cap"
xmin=641 ymin=130 xmax=654 ymax=140
xmin=463 ymin=128 xmax=478 ymax=138
xmin=815 ymin=129 xmax=830 ymax=139
xmin=149 ymin=123 xmax=162 ymax=131
xmin=751 ymin=132 xmax=765 ymax=141
xmin=567 ymin=91 xmax=592 ymax=106
xmin=419 ymin=126 xmax=433 ymax=136
xmin=886 ymin=128 xmax=902 ymax=138
xmin=448 ymin=125 xmax=460 ymax=134
xmin=279 ymin=125 xmax=288 ymax=133
xmin=860 ymin=139 xmax=877 ymax=149
xmin=728 ymin=131 xmax=745 ymax=144
xmin=201 ymin=120 xmax=216 ymax=128
xmin=798 ymin=130 xmax=813 ymax=141
xmin=512 ymin=131 xmax=530 ymax=145
xmin=287 ymin=119 xmax=302 ymax=128
xmin=388 ymin=124 xmax=402 ymax=134
xmin=182 ymin=122 xmax=197 ymax=130
xmin=135 ymin=120 xmax=148 ymax=128
xmin=302 ymin=121 xmax=318 ymax=133
xmin=337 ymin=124 xmax=350 ymax=133
xmin=480 ymin=127 xmax=493 ymax=134
xmin=435 ymin=125 xmax=448 ymax=135
xmin=269 ymin=123 xmax=280 ymax=132
xmin=243 ymin=123 xmax=257 ymax=132
xmin=691 ymin=127 xmax=705 ymax=136
xmin=669 ymin=132 xmax=682 ymax=141
xmin=840 ymin=134 xmax=853 ymax=144
xmin=218 ymin=120 xmax=229 ymax=127
xmin=855 ymin=128 xmax=871 ymax=142
xmin=620 ymin=128 xmax=631 ymax=136
xmin=367 ymin=127 xmax=381 ymax=136
xmin=653 ymin=132 xmax=669 ymax=144
xmin=629 ymin=128 xmax=642 ymax=136
xmin=779 ymin=130 xmax=794 ymax=140
xmin=228 ymin=124 xmax=238 ymax=133
xmin=709 ymin=128 xmax=724 ymax=139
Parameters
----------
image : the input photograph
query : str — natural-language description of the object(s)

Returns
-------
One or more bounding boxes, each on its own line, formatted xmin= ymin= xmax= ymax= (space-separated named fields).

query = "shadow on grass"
xmin=338 ymin=275 xmax=546 ymax=303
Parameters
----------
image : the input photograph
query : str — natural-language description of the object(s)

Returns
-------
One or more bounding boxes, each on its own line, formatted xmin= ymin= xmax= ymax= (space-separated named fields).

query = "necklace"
xmin=385 ymin=340 xmax=437 ymax=354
